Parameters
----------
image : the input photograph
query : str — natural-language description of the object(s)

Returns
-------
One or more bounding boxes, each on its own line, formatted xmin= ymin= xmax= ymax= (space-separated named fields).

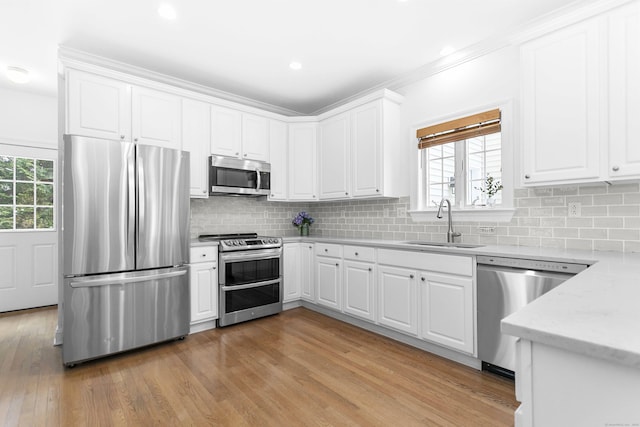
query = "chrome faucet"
xmin=436 ymin=198 xmax=461 ymax=243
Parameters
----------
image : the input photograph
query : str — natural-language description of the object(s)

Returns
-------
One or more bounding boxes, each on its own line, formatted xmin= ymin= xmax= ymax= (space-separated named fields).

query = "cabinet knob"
xmin=235 ymin=152 xmax=239 ymax=156
xmin=120 ymin=135 xmax=125 ymax=140
xmin=313 ymin=195 xmax=316 ymax=198
xmin=271 ymin=193 xmax=274 ymax=197
xmin=335 ymin=263 xmax=339 ymax=267
xmin=244 ymin=153 xmax=248 ymax=157
xmin=201 ymin=254 xmax=206 ymax=257
xmin=355 ymin=252 xmax=359 ymax=256
xmin=203 ymin=190 xmax=206 ymax=194
xmin=421 ymin=277 xmax=425 ymax=282
xmin=345 ymin=192 xmax=348 ymax=195
xmin=368 ymin=268 xmax=372 ymax=272
xmin=308 ymin=246 xmax=312 ymax=249
xmin=376 ymin=189 xmax=380 ymax=192
xmin=324 ymin=248 xmax=328 ymax=252
xmin=213 ymin=266 xmax=216 ymax=270
xmin=612 ymin=165 xmax=620 ymax=172
xmin=524 ymin=174 xmax=530 ymax=179
xmin=409 ymin=274 xmax=414 ymax=279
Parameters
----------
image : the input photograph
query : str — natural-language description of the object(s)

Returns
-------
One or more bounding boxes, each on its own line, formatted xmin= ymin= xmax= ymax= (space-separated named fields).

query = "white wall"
xmin=396 ymin=45 xmax=520 ymax=208
xmin=0 ymin=87 xmax=57 ymax=148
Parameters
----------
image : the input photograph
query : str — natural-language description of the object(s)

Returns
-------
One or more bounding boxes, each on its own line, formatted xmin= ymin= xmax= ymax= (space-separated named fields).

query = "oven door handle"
xmin=220 ymin=278 xmax=281 ymax=291
xmin=219 ymin=249 xmax=282 ymax=262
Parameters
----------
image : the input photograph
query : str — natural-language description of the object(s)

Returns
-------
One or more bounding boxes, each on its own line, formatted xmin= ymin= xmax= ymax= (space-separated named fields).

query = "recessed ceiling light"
xmin=440 ymin=46 xmax=456 ymax=57
xmin=289 ymin=61 xmax=302 ymax=71
xmin=157 ymin=4 xmax=177 ymax=20
xmin=6 ymin=66 xmax=30 ymax=84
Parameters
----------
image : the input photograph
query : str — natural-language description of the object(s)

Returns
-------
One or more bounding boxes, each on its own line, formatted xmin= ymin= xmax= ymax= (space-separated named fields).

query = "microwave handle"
xmin=256 ymin=168 xmax=261 ymax=191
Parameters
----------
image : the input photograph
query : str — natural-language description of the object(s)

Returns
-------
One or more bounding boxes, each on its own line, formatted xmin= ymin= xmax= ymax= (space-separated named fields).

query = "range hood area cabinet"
xmin=210 ymin=105 xmax=270 ymax=162
xmin=520 ymin=1 xmax=640 ymax=187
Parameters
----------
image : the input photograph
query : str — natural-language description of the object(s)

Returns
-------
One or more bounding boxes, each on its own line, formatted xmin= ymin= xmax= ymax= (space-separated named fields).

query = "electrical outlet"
xmin=568 ymin=202 xmax=581 ymax=217
xmin=478 ymin=226 xmax=496 ymax=235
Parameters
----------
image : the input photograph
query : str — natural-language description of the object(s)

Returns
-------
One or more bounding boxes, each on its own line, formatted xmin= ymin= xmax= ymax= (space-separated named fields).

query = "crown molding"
xmin=58 ymin=46 xmax=303 ymax=118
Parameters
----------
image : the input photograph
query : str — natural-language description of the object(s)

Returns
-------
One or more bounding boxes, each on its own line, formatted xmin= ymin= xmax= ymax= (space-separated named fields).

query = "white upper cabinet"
xmin=268 ymin=120 xmax=288 ymax=200
xmin=521 ymin=17 xmax=601 ymax=185
xmin=521 ymin=3 xmax=640 ymax=186
xmin=210 ymin=105 xmax=242 ymax=158
xmin=319 ymin=112 xmax=350 ymax=199
xmin=131 ymin=86 xmax=182 ymax=150
xmin=288 ymin=122 xmax=318 ymax=200
xmin=210 ymin=106 xmax=270 ymax=162
xmin=608 ymin=1 xmax=640 ymax=179
xmin=242 ymin=114 xmax=270 ymax=162
xmin=182 ymin=98 xmax=210 ymax=198
xmin=316 ymin=91 xmax=404 ymax=201
xmin=67 ymin=70 xmax=131 ymax=141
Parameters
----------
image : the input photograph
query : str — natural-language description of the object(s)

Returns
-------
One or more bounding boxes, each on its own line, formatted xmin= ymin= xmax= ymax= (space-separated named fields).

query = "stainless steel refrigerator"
xmin=62 ymin=135 xmax=190 ymax=366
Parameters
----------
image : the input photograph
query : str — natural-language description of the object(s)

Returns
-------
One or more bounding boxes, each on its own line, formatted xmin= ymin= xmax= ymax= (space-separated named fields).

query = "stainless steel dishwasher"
xmin=477 ymin=255 xmax=588 ymax=378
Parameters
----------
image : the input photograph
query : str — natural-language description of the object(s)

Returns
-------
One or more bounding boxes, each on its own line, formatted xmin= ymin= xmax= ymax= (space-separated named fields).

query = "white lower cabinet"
xmin=283 ymin=243 xmax=302 ymax=302
xmin=300 ymin=243 xmax=315 ymax=302
xmin=343 ymin=260 xmax=375 ymax=321
xmin=376 ymin=265 xmax=418 ymax=336
xmin=419 ymin=272 xmax=474 ymax=354
xmin=315 ymin=255 xmax=342 ymax=311
xmin=189 ymin=246 xmax=218 ymax=325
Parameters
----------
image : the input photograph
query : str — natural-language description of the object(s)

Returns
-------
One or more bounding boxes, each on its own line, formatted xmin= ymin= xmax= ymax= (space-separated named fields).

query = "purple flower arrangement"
xmin=292 ymin=211 xmax=314 ymax=227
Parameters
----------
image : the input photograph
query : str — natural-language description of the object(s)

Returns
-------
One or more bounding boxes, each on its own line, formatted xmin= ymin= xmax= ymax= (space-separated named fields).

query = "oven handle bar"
xmin=220 ymin=278 xmax=281 ymax=292
xmin=219 ymin=248 xmax=282 ymax=262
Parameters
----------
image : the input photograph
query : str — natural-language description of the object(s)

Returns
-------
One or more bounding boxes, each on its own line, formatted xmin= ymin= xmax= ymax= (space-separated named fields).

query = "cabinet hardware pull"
xmin=120 ymin=135 xmax=125 ymax=140
xmin=368 ymin=268 xmax=372 ymax=272
xmin=524 ymin=174 xmax=530 ymax=179
xmin=325 ymin=249 xmax=328 ymax=252
xmin=212 ymin=267 xmax=216 ymax=270
xmin=421 ymin=277 xmax=425 ymax=281
xmin=201 ymin=254 xmax=206 ymax=257
xmin=409 ymin=274 xmax=414 ymax=279
xmin=335 ymin=263 xmax=339 ymax=267
xmin=612 ymin=165 xmax=620 ymax=172
xmin=134 ymin=138 xmax=138 ymax=142
xmin=355 ymin=252 xmax=358 ymax=256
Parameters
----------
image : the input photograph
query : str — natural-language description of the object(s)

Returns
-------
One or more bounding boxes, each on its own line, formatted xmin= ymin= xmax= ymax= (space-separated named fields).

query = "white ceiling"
xmin=1 ymin=0 xmax=584 ymax=115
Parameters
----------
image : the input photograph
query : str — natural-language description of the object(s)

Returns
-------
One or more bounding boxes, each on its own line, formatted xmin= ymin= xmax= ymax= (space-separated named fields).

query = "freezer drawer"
xmin=62 ymin=267 xmax=189 ymax=366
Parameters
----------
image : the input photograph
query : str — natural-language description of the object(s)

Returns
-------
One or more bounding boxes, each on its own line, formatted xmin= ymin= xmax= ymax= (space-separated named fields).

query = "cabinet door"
xmin=300 ymin=244 xmax=315 ymax=301
xmin=419 ymin=273 xmax=474 ymax=354
xmin=609 ymin=2 xmax=640 ymax=179
xmin=288 ymin=123 xmax=318 ymax=200
xmin=67 ymin=70 xmax=131 ymax=141
xmin=268 ymin=120 xmax=288 ymax=200
xmin=521 ymin=17 xmax=601 ymax=185
xmin=377 ymin=265 xmax=417 ymax=335
xmin=283 ymin=243 xmax=301 ymax=302
xmin=319 ymin=113 xmax=350 ymax=199
xmin=189 ymin=261 xmax=218 ymax=323
xmin=242 ymin=113 xmax=269 ymax=161
xmin=315 ymin=256 xmax=341 ymax=310
xmin=210 ymin=105 xmax=242 ymax=158
xmin=351 ymin=102 xmax=381 ymax=197
xmin=182 ymin=99 xmax=210 ymax=198
xmin=343 ymin=260 xmax=375 ymax=321
xmin=132 ymin=87 xmax=182 ymax=150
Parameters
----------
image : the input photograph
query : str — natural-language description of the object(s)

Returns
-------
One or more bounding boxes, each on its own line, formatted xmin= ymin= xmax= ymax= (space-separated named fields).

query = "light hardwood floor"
xmin=0 ymin=306 xmax=517 ymax=426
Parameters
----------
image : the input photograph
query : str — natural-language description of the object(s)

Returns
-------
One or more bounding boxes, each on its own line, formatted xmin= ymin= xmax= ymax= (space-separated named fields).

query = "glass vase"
xmin=300 ymin=223 xmax=310 ymax=236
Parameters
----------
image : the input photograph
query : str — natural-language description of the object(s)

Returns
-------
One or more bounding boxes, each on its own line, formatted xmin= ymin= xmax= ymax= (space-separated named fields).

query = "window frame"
xmin=409 ymin=101 xmax=515 ymax=223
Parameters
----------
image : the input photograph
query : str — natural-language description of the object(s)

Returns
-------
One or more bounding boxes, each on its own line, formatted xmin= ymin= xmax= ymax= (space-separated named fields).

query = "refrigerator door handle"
xmin=69 ymin=269 xmax=187 ymax=288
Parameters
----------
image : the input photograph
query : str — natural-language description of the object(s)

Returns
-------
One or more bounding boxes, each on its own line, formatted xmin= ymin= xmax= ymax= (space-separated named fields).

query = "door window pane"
xmin=0 ymin=155 xmax=55 ymax=231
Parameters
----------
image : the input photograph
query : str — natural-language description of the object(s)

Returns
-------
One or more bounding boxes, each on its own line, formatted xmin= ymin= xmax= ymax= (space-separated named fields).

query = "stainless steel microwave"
xmin=209 ymin=155 xmax=271 ymax=196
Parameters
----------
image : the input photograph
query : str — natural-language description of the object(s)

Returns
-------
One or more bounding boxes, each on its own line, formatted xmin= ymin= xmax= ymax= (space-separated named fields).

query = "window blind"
xmin=417 ymin=108 xmax=501 ymax=149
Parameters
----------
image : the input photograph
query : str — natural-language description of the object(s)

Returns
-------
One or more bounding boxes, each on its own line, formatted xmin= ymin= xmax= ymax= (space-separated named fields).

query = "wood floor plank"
xmin=0 ymin=306 xmax=517 ymax=426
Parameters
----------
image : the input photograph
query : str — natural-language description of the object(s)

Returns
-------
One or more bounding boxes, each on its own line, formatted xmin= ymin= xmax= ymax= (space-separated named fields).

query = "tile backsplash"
xmin=191 ymin=182 xmax=640 ymax=253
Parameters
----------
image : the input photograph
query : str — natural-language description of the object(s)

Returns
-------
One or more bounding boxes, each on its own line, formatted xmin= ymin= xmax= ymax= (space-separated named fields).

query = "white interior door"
xmin=0 ymin=144 xmax=57 ymax=312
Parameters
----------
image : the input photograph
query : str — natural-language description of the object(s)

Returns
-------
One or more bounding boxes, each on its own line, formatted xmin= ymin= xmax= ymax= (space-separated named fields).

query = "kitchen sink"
xmin=403 ymin=241 xmax=485 ymax=249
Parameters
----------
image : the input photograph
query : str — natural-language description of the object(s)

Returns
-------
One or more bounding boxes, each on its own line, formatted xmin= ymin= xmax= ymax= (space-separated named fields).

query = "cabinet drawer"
xmin=315 ymin=243 xmax=342 ymax=258
xmin=190 ymin=246 xmax=218 ymax=264
xmin=343 ymin=245 xmax=375 ymax=262
xmin=378 ymin=249 xmax=472 ymax=276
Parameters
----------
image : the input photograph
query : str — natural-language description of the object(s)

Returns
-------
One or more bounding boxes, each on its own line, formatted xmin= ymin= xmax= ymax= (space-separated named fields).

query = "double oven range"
xmin=198 ymin=233 xmax=283 ymax=327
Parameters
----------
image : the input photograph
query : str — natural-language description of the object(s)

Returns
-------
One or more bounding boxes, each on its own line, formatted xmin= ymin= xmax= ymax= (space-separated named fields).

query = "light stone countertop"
xmin=196 ymin=235 xmax=640 ymax=368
